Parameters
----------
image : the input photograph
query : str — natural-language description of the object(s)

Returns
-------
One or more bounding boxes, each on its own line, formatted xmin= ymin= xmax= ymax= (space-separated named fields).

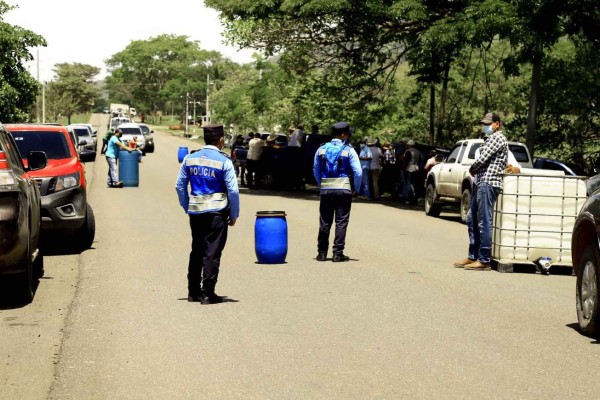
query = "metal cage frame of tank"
xmin=491 ymin=173 xmax=588 ymax=273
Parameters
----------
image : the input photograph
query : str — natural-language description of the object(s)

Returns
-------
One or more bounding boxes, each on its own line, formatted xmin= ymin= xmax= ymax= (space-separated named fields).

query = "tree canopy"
xmin=0 ymin=1 xmax=46 ymax=122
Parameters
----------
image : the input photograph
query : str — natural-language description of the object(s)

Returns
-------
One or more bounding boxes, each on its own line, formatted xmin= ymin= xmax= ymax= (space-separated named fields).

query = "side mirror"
xmin=435 ymin=154 xmax=446 ymax=163
xmin=93 ymin=130 xmax=98 ymax=136
xmin=27 ymin=151 xmax=47 ymax=171
xmin=80 ymin=149 xmax=96 ymax=163
xmin=150 ymin=130 xmax=154 ymax=134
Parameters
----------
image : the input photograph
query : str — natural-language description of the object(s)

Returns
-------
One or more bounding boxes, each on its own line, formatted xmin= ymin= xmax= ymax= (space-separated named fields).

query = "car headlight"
xmin=52 ymin=172 xmax=80 ymax=193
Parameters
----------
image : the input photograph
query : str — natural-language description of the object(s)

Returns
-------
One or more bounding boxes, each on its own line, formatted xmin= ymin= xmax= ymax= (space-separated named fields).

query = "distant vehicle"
xmin=0 ymin=123 xmax=47 ymax=303
xmin=102 ymin=107 xmax=110 ymax=114
xmin=109 ymin=116 xmax=131 ymax=130
xmin=425 ymin=138 xmax=533 ymax=223
xmin=6 ymin=124 xmax=96 ymax=252
xmin=110 ymin=103 xmax=129 ymax=118
xmin=129 ymin=107 xmax=137 ymax=117
xmin=117 ymin=123 xmax=146 ymax=154
xmin=138 ymin=123 xmax=154 ymax=153
xmin=78 ymin=124 xmax=98 ymax=146
xmin=533 ymin=157 xmax=587 ymax=176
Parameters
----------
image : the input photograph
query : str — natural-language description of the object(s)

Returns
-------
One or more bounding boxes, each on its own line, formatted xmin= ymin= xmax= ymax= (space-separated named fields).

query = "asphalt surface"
xmin=1 ymin=114 xmax=599 ymax=399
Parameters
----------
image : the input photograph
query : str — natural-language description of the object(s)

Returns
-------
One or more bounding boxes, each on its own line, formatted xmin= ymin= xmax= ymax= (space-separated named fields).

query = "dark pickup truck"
xmin=0 ymin=124 xmax=47 ymax=303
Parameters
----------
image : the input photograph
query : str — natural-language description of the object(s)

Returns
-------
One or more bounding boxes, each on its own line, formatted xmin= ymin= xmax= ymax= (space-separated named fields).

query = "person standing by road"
xmin=246 ymin=132 xmax=264 ymax=188
xmin=358 ymin=138 xmax=372 ymax=198
xmin=105 ymin=128 xmax=133 ymax=188
xmin=175 ymin=124 xmax=240 ymax=304
xmin=314 ymin=122 xmax=362 ymax=262
xmin=288 ymin=124 xmax=305 ymax=147
xmin=101 ymin=128 xmax=114 ymax=155
xmin=402 ymin=139 xmax=422 ymax=205
xmin=367 ymin=138 xmax=383 ymax=200
xmin=454 ymin=112 xmax=508 ymax=271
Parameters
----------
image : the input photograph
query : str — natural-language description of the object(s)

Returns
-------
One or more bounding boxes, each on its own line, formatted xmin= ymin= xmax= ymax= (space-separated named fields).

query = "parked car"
xmin=0 ymin=123 xmax=47 ymax=302
xmin=67 ymin=124 xmax=96 ymax=156
xmin=6 ymin=124 xmax=96 ymax=251
xmin=138 ymin=123 xmax=154 ymax=153
xmin=79 ymin=123 xmax=98 ymax=146
xmin=117 ymin=123 xmax=146 ymax=154
xmin=425 ymin=138 xmax=533 ymax=223
xmin=572 ymin=181 xmax=600 ymax=338
xmin=533 ymin=157 xmax=587 ymax=176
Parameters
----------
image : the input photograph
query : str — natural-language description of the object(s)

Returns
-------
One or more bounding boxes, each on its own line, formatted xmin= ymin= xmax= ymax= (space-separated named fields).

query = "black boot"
xmin=332 ymin=253 xmax=350 ymax=262
xmin=316 ymin=252 xmax=327 ymax=261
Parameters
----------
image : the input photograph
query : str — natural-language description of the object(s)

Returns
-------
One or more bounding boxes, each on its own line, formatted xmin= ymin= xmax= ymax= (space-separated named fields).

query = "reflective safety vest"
xmin=184 ymin=148 xmax=229 ymax=214
xmin=317 ymin=142 xmax=352 ymax=191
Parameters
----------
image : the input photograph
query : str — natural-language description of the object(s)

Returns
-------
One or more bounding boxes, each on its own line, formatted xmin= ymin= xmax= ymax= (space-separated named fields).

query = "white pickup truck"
xmin=424 ymin=138 xmax=533 ymax=223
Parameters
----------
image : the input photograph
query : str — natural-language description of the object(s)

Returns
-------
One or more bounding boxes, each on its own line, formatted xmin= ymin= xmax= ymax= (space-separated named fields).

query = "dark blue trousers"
xmin=188 ymin=212 xmax=228 ymax=296
xmin=318 ymin=191 xmax=352 ymax=255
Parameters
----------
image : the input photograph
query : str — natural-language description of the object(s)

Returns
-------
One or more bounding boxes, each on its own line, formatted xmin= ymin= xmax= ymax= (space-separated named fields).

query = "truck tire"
xmin=425 ymin=183 xmax=441 ymax=217
xmin=76 ymin=204 xmax=96 ymax=251
xmin=576 ymin=244 xmax=600 ymax=338
xmin=460 ymin=187 xmax=471 ymax=224
xmin=15 ymin=240 xmax=34 ymax=304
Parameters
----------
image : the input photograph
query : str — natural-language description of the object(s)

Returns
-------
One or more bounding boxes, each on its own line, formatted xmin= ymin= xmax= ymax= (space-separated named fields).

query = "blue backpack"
xmin=320 ymin=143 xmax=347 ymax=177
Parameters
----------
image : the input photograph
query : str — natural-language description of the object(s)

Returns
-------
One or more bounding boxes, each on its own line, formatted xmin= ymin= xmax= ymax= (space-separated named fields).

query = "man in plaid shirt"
xmin=454 ymin=112 xmax=508 ymax=271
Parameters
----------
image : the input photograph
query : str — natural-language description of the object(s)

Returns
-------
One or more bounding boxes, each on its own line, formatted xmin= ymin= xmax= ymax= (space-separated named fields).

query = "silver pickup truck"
xmin=424 ymin=138 xmax=533 ymax=223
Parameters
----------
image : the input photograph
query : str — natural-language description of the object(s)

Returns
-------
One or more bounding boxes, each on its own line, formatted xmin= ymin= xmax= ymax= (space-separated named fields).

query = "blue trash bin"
xmin=178 ymin=146 xmax=189 ymax=163
xmin=118 ymin=150 xmax=139 ymax=187
xmin=255 ymin=211 xmax=288 ymax=264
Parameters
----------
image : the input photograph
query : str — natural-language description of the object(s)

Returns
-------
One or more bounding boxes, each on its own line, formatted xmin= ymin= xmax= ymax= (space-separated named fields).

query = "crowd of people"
xmin=227 ymin=124 xmax=443 ymax=204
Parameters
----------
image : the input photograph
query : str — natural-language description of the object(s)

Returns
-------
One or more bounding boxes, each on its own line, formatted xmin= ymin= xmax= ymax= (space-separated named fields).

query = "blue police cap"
xmin=203 ymin=124 xmax=224 ymax=141
xmin=331 ymin=121 xmax=350 ymax=136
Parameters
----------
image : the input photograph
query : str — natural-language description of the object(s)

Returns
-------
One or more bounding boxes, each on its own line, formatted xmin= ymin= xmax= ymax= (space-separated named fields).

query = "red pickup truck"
xmin=6 ymin=124 xmax=96 ymax=251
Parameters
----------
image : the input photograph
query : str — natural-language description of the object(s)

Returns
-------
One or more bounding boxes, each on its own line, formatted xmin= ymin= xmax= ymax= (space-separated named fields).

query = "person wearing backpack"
xmin=313 ymin=122 xmax=362 ymax=262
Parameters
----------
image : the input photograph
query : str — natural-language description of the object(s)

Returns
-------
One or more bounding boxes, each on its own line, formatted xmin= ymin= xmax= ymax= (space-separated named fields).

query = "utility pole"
xmin=42 ymin=83 xmax=46 ymax=123
xmin=185 ymin=92 xmax=189 ymax=137
xmin=206 ymin=73 xmax=210 ymax=125
xmin=189 ymin=99 xmax=201 ymax=127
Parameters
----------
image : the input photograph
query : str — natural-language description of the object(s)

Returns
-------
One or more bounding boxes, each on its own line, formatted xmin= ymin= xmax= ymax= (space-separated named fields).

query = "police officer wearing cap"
xmin=175 ymin=125 xmax=240 ymax=304
xmin=313 ymin=122 xmax=362 ymax=262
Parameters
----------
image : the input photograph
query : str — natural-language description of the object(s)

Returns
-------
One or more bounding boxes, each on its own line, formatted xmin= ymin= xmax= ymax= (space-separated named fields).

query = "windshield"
xmin=139 ymin=125 xmax=150 ymax=134
xmin=119 ymin=127 xmax=142 ymax=134
xmin=11 ymin=130 xmax=72 ymax=160
xmin=72 ymin=128 xmax=90 ymax=137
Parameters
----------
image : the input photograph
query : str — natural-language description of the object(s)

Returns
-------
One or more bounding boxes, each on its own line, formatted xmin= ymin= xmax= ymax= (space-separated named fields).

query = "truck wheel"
xmin=577 ymin=244 xmax=600 ymax=338
xmin=260 ymin=172 xmax=274 ymax=188
xmin=460 ymin=188 xmax=471 ymax=224
xmin=15 ymin=241 xmax=34 ymax=304
xmin=425 ymin=183 xmax=441 ymax=217
xmin=76 ymin=204 xmax=96 ymax=251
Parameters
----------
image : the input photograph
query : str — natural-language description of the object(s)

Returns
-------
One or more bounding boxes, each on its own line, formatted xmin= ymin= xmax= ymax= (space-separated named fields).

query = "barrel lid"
xmin=256 ymin=211 xmax=286 ymax=217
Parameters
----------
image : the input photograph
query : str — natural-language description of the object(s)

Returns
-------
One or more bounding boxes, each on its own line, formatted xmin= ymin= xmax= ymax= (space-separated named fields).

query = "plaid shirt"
xmin=469 ymin=131 xmax=508 ymax=189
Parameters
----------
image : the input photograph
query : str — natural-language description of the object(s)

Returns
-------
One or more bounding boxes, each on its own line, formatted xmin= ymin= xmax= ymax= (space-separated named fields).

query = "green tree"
xmin=45 ymin=63 xmax=100 ymax=124
xmin=0 ymin=1 xmax=46 ymax=122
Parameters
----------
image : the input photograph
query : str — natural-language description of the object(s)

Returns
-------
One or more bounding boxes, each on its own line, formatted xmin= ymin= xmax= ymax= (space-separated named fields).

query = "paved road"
xmin=2 ymin=115 xmax=599 ymax=399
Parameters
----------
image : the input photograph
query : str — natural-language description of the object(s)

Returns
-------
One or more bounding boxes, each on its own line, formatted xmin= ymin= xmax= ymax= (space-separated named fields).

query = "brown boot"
xmin=453 ymin=258 xmax=475 ymax=268
xmin=464 ymin=260 xmax=491 ymax=271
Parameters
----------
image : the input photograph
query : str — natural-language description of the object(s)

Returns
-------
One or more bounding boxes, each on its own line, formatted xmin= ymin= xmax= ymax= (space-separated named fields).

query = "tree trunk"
xmin=526 ymin=40 xmax=543 ymax=158
xmin=436 ymin=58 xmax=451 ymax=146
xmin=429 ymin=81 xmax=435 ymax=146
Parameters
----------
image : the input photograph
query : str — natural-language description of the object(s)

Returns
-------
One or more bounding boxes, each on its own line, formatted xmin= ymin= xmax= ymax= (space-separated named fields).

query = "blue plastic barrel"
xmin=255 ymin=211 xmax=288 ymax=264
xmin=118 ymin=150 xmax=139 ymax=187
xmin=178 ymin=146 xmax=189 ymax=163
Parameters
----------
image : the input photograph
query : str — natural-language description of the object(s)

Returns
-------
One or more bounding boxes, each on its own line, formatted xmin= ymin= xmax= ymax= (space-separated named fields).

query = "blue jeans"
xmin=106 ymin=156 xmax=118 ymax=185
xmin=467 ymin=182 xmax=500 ymax=264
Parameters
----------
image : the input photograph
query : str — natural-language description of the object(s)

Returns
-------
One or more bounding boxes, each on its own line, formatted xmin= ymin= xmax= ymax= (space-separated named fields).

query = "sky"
xmin=4 ymin=0 xmax=257 ymax=82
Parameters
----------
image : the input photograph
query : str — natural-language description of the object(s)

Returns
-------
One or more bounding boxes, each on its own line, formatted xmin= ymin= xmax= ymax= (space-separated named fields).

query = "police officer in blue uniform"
xmin=175 ymin=125 xmax=240 ymax=304
xmin=313 ymin=122 xmax=362 ymax=262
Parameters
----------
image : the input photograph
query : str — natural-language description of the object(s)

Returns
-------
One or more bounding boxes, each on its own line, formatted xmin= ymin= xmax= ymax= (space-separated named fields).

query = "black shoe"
xmin=188 ymin=295 xmax=203 ymax=302
xmin=316 ymin=252 xmax=327 ymax=261
xmin=200 ymin=292 xmax=225 ymax=305
xmin=332 ymin=253 xmax=350 ymax=262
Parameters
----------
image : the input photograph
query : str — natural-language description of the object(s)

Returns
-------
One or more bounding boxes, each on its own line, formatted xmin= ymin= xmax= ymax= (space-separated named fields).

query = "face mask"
xmin=482 ymin=124 xmax=494 ymax=136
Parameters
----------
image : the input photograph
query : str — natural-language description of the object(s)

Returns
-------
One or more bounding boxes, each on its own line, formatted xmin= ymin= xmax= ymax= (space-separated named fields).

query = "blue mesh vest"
xmin=317 ymin=142 xmax=352 ymax=191
xmin=185 ymin=148 xmax=229 ymax=214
